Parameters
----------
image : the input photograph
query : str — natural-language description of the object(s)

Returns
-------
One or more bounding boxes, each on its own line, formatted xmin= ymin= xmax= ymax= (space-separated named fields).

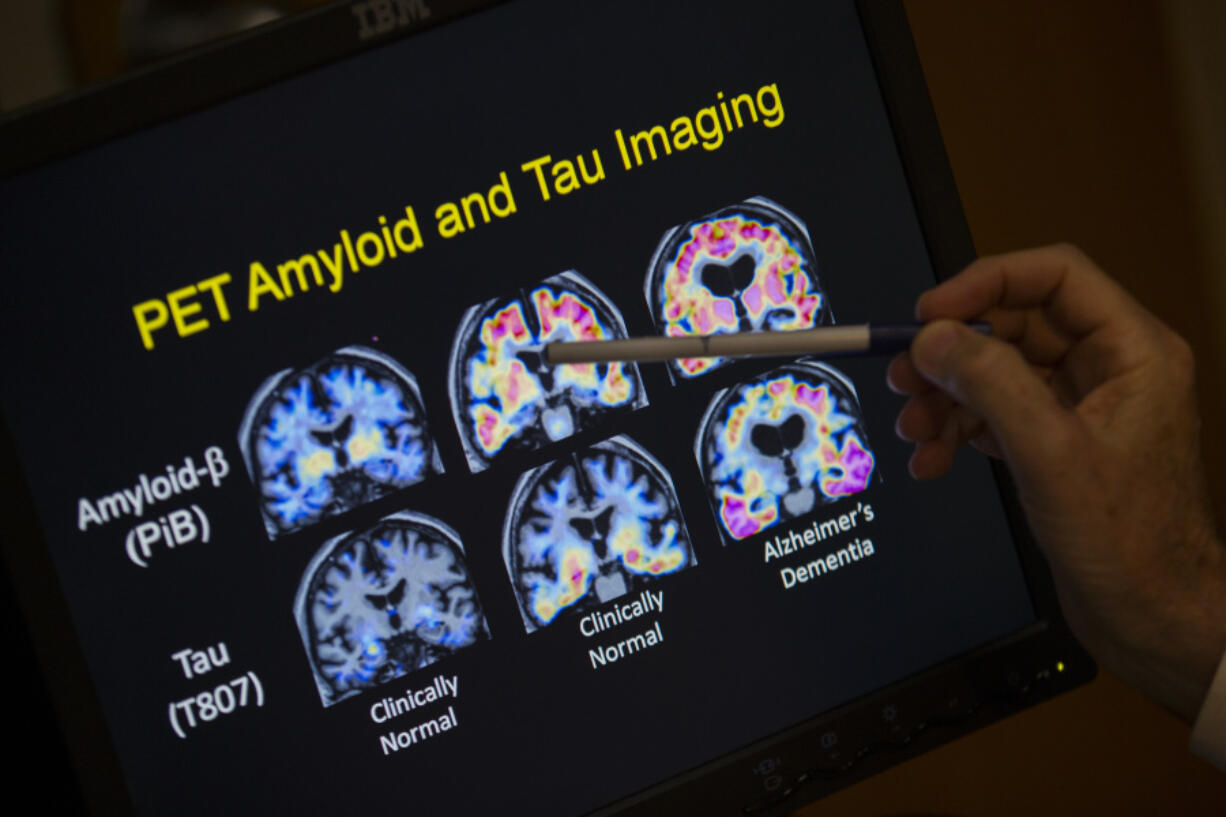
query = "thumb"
xmin=910 ymin=320 xmax=1071 ymax=468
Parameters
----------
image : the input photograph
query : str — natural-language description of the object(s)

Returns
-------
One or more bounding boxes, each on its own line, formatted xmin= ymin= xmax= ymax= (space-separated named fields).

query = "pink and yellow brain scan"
xmin=294 ymin=511 xmax=489 ymax=707
xmin=239 ymin=347 xmax=444 ymax=539
xmin=645 ymin=197 xmax=830 ymax=379
xmin=448 ymin=271 xmax=647 ymax=472
xmin=696 ymin=362 xmax=876 ymax=543
xmin=502 ymin=436 xmax=695 ymax=632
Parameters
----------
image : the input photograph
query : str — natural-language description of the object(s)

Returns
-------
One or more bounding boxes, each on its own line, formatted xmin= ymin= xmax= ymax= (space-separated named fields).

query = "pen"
xmin=543 ymin=322 xmax=992 ymax=365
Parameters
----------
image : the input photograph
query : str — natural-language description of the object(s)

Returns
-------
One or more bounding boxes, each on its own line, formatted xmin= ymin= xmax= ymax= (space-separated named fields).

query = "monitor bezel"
xmin=0 ymin=1 xmax=1094 ymax=814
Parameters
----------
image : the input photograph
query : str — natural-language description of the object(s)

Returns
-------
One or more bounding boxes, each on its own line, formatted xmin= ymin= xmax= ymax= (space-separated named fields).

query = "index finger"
xmin=916 ymin=243 xmax=1147 ymax=340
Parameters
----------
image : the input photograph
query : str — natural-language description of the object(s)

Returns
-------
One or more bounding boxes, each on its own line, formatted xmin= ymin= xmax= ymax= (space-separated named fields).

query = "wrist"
xmin=1177 ymin=526 xmax=1226 ymax=721
xmin=1121 ymin=523 xmax=1226 ymax=723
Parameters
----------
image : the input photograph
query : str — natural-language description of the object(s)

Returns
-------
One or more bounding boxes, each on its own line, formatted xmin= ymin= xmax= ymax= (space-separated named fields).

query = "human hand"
xmin=888 ymin=243 xmax=1226 ymax=722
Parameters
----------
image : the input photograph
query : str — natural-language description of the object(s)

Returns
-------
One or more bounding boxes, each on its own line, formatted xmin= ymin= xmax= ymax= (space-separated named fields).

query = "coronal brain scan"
xmin=645 ymin=196 xmax=831 ymax=379
xmin=239 ymin=347 xmax=443 ymax=538
xmin=503 ymin=436 xmax=694 ymax=632
xmin=448 ymin=271 xmax=647 ymax=473
xmin=295 ymin=511 xmax=489 ymax=707
xmin=696 ymin=362 xmax=876 ymax=543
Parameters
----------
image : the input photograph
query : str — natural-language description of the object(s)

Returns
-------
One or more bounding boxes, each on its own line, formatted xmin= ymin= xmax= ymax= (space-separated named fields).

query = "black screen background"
xmin=0 ymin=1 xmax=1034 ymax=814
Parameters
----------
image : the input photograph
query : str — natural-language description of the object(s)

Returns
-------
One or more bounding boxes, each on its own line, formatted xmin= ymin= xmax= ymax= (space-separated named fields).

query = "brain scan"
xmin=448 ymin=271 xmax=648 ymax=473
xmin=696 ymin=362 xmax=876 ymax=543
xmin=645 ymin=197 xmax=831 ymax=379
xmin=239 ymin=347 xmax=443 ymax=538
xmin=295 ymin=511 xmax=489 ymax=707
xmin=503 ymin=435 xmax=694 ymax=632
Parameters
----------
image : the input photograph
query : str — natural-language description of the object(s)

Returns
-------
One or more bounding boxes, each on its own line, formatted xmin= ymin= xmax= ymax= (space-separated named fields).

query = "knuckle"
xmin=1168 ymin=330 xmax=1194 ymax=366
xmin=1163 ymin=329 xmax=1197 ymax=384
xmin=1048 ymin=241 xmax=1089 ymax=264
xmin=1045 ymin=241 xmax=1103 ymax=279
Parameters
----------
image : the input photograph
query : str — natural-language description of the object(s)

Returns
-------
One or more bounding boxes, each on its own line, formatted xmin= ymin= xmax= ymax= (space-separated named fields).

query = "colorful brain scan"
xmin=503 ymin=435 xmax=694 ymax=632
xmin=448 ymin=271 xmax=647 ymax=472
xmin=239 ymin=347 xmax=443 ymax=538
xmin=645 ymin=197 xmax=830 ymax=379
xmin=696 ymin=362 xmax=875 ymax=543
xmin=295 ymin=511 xmax=489 ymax=707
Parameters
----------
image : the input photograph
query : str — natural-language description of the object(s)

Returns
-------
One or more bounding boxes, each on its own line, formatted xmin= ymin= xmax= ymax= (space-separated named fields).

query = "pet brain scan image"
xmin=295 ymin=511 xmax=489 ymax=707
xmin=449 ymin=271 xmax=647 ymax=473
xmin=503 ymin=436 xmax=694 ymax=632
xmin=239 ymin=347 xmax=443 ymax=538
xmin=697 ymin=362 xmax=876 ymax=543
xmin=645 ymin=197 xmax=831 ymax=379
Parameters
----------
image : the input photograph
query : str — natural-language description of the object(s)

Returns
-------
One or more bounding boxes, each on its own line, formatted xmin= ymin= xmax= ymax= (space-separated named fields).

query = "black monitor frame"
xmin=0 ymin=2 xmax=1094 ymax=815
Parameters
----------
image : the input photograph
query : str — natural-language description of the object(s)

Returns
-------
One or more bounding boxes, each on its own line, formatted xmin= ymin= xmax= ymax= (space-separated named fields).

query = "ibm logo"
xmin=351 ymin=0 xmax=431 ymax=40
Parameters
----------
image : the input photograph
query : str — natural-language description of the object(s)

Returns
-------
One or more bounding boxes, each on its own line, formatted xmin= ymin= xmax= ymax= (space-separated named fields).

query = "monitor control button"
xmin=751 ymin=756 xmax=782 ymax=778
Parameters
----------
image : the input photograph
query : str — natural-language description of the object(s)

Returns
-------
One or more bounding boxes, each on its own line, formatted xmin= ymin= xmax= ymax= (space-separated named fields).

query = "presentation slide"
xmin=0 ymin=1 xmax=1034 ymax=814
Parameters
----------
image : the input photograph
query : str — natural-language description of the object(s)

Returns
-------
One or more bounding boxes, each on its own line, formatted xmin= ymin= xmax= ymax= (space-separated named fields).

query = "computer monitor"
xmin=0 ymin=1 xmax=1093 ymax=814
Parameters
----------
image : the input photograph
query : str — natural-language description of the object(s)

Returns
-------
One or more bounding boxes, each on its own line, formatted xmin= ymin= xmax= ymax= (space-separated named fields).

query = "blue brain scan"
xmin=295 ymin=511 xmax=489 ymax=707
xmin=696 ymin=361 xmax=876 ymax=544
xmin=239 ymin=346 xmax=444 ymax=538
xmin=503 ymin=435 xmax=695 ymax=632
xmin=448 ymin=271 xmax=647 ymax=473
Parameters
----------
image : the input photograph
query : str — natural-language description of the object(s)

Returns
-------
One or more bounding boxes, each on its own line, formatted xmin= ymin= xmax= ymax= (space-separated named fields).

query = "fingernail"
xmin=911 ymin=321 xmax=961 ymax=379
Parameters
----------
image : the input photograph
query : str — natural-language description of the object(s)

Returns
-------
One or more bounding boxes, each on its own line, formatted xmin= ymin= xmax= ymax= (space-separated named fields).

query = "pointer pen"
xmin=543 ymin=322 xmax=991 ymax=365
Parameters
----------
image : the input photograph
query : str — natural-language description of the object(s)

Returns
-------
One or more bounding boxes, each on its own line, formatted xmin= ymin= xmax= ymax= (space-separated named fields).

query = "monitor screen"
xmin=0 ymin=1 xmax=1045 ymax=814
